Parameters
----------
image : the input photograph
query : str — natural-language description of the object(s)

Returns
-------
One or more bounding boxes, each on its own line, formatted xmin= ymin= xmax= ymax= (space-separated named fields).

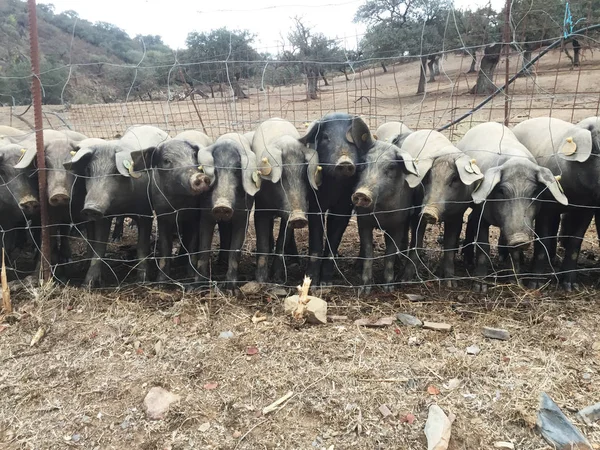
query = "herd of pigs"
xmin=0 ymin=112 xmax=598 ymax=293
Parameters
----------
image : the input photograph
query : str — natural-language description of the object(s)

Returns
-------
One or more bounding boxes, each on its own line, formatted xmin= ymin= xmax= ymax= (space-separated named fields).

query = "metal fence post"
xmin=503 ymin=0 xmax=511 ymax=127
xmin=27 ymin=0 xmax=51 ymax=282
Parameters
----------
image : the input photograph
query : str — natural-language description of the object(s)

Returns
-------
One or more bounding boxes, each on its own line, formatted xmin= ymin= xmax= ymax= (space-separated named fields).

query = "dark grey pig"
xmin=64 ymin=125 xmax=169 ymax=286
xmin=298 ymin=113 xmax=374 ymax=286
xmin=126 ymin=138 xmax=211 ymax=282
xmin=252 ymin=118 xmax=320 ymax=283
xmin=512 ymin=116 xmax=599 ymax=290
xmin=194 ymin=134 xmax=259 ymax=289
xmin=399 ymin=130 xmax=484 ymax=286
xmin=458 ymin=122 xmax=567 ymax=292
xmin=351 ymin=140 xmax=418 ymax=293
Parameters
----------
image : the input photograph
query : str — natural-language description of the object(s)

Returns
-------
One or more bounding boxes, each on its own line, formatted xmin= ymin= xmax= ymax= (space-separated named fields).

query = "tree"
xmin=184 ymin=28 xmax=259 ymax=99
xmin=283 ymin=17 xmax=342 ymax=100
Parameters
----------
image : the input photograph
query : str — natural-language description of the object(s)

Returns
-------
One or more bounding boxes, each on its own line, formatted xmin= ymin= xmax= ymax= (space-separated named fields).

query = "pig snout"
xmin=334 ymin=156 xmax=356 ymax=177
xmin=421 ymin=205 xmax=440 ymax=224
xmin=212 ymin=199 xmax=233 ymax=221
xmin=352 ymin=188 xmax=373 ymax=208
xmin=288 ymin=210 xmax=308 ymax=229
xmin=190 ymin=173 xmax=210 ymax=194
xmin=82 ymin=203 xmax=106 ymax=220
xmin=506 ymin=232 xmax=531 ymax=249
xmin=19 ymin=196 xmax=40 ymax=216
xmin=49 ymin=189 xmax=70 ymax=207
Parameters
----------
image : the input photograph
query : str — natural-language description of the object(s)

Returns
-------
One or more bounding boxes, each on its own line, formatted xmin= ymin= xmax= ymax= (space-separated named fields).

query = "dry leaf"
xmin=173 ymin=316 xmax=180 ymax=325
xmin=246 ymin=346 xmax=259 ymax=356
xmin=251 ymin=311 xmax=267 ymax=324
xmin=403 ymin=413 xmax=416 ymax=424
xmin=203 ymin=382 xmax=219 ymax=390
xmin=29 ymin=327 xmax=45 ymax=347
xmin=427 ymin=385 xmax=441 ymax=395
xmin=198 ymin=422 xmax=210 ymax=432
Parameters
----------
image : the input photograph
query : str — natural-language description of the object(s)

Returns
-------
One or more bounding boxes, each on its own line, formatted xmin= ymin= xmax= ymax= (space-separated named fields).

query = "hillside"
xmin=0 ymin=0 xmax=175 ymax=105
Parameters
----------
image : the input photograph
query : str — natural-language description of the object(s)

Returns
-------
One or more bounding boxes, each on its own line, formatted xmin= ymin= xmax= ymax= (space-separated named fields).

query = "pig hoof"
xmin=358 ymin=285 xmax=372 ymax=296
xmin=560 ymin=281 xmax=579 ymax=292
xmin=382 ymin=284 xmax=395 ymax=293
xmin=443 ymin=279 xmax=457 ymax=288
xmin=472 ymin=282 xmax=487 ymax=293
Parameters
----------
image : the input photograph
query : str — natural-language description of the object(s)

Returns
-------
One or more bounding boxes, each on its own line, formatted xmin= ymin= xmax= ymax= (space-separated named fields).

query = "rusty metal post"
xmin=503 ymin=0 xmax=511 ymax=126
xmin=27 ymin=0 xmax=51 ymax=281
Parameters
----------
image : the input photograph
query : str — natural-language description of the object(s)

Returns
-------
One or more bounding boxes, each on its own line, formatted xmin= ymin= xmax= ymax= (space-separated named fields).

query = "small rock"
xmin=355 ymin=316 xmax=395 ymax=327
xmin=406 ymin=379 xmax=419 ymax=390
xmin=405 ymin=293 xmax=424 ymax=302
xmin=81 ymin=415 xmax=92 ymax=424
xmin=232 ymin=430 xmax=242 ymax=438
xmin=219 ymin=331 xmax=234 ymax=339
xmin=579 ymin=402 xmax=600 ymax=425
xmin=284 ymin=295 xmax=328 ymax=324
xmin=425 ymin=404 xmax=454 ymax=450
xmin=396 ymin=313 xmax=423 ymax=327
xmin=327 ymin=315 xmax=348 ymax=322
xmin=482 ymin=327 xmax=510 ymax=341
xmin=143 ymin=387 xmax=181 ymax=420
xmin=582 ymin=373 xmax=592 ymax=381
xmin=408 ymin=336 xmax=422 ymax=346
xmin=493 ymin=442 xmax=514 ymax=449
xmin=423 ymin=322 xmax=453 ymax=332
xmin=71 ymin=434 xmax=81 ymax=443
xmin=198 ymin=422 xmax=210 ymax=432
xmin=466 ymin=344 xmax=480 ymax=355
xmin=443 ymin=378 xmax=461 ymax=391
xmin=120 ymin=419 xmax=130 ymax=430
xmin=154 ymin=340 xmax=163 ymax=358
xmin=240 ymin=281 xmax=262 ymax=295
xmin=592 ymin=341 xmax=600 ymax=351
xmin=379 ymin=404 xmax=393 ymax=418
xmin=537 ymin=392 xmax=592 ymax=450
xmin=268 ymin=287 xmax=288 ymax=297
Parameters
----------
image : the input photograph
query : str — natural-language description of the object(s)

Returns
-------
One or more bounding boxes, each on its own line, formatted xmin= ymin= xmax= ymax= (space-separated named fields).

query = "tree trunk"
xmin=306 ymin=65 xmax=318 ymax=100
xmin=381 ymin=62 xmax=388 ymax=73
xmin=341 ymin=68 xmax=350 ymax=81
xmin=427 ymin=57 xmax=435 ymax=82
xmin=417 ymin=55 xmax=428 ymax=94
xmin=209 ymin=85 xmax=215 ymax=98
xmin=433 ymin=55 xmax=440 ymax=76
xmin=232 ymin=82 xmax=248 ymax=99
xmin=467 ymin=54 xmax=477 ymax=73
xmin=470 ymin=43 xmax=502 ymax=95
xmin=573 ymin=39 xmax=581 ymax=66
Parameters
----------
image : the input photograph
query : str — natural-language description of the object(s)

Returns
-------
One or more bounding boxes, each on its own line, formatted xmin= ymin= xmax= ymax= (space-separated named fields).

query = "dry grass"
xmin=2 ymin=281 xmax=600 ymax=449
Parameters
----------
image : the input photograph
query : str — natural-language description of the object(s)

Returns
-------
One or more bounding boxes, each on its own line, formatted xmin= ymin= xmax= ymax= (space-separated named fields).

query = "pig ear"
xmin=303 ymin=147 xmax=320 ymax=191
xmin=197 ymin=146 xmax=216 ymax=187
xmin=456 ymin=154 xmax=485 ymax=186
xmin=258 ymin=145 xmax=283 ymax=184
xmin=64 ymin=147 xmax=94 ymax=172
xmin=234 ymin=142 xmax=260 ymax=196
xmin=537 ymin=168 xmax=568 ymax=206
xmin=394 ymin=146 xmax=419 ymax=176
xmin=128 ymin=147 xmax=158 ymax=173
xmin=556 ymin=126 xmax=593 ymax=162
xmin=14 ymin=145 xmax=37 ymax=169
xmin=472 ymin=166 xmax=502 ymax=204
xmin=392 ymin=131 xmax=413 ymax=148
xmin=347 ymin=117 xmax=374 ymax=151
xmin=298 ymin=120 xmax=320 ymax=147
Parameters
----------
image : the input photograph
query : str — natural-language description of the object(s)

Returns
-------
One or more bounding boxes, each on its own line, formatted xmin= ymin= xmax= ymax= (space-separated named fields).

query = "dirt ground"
xmin=3 ymin=47 xmax=600 ymax=449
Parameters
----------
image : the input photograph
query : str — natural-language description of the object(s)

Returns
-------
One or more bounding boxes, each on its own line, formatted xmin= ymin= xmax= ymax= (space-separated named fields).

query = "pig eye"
xmin=322 ymin=133 xmax=330 ymax=142
xmin=163 ymin=158 xmax=172 ymax=166
xmin=450 ymin=173 xmax=460 ymax=184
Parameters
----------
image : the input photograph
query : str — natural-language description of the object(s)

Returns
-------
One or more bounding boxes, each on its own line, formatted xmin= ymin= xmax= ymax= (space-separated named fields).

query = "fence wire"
xmin=1 ymin=0 xmax=600 ymax=293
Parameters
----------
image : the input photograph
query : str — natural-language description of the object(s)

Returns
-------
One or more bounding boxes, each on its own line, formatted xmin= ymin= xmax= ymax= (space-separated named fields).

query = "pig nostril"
xmin=49 ymin=193 xmax=70 ymax=207
xmin=212 ymin=205 xmax=233 ymax=220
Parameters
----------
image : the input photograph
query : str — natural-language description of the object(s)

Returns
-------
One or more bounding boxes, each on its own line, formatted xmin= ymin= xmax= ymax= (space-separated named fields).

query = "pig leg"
xmin=180 ymin=216 xmax=199 ymax=279
xmin=218 ymin=221 xmax=232 ymax=265
xmin=383 ymin=226 xmax=405 ymax=292
xmin=528 ymin=208 xmax=561 ymax=289
xmin=401 ymin=214 xmax=427 ymax=282
xmin=111 ymin=216 xmax=124 ymax=242
xmin=195 ymin=215 xmax=216 ymax=286
xmin=254 ymin=210 xmax=272 ymax=283
xmin=84 ymin=218 xmax=111 ymax=287
xmin=135 ymin=216 xmax=152 ymax=283
xmin=440 ymin=216 xmax=462 ymax=288
xmin=462 ymin=210 xmax=477 ymax=267
xmin=472 ymin=218 xmax=491 ymax=293
xmin=224 ymin=215 xmax=248 ymax=290
xmin=559 ymin=209 xmax=593 ymax=291
xmin=272 ymin=218 xmax=291 ymax=283
xmin=320 ymin=203 xmax=353 ymax=285
xmin=156 ymin=216 xmax=174 ymax=283
xmin=306 ymin=210 xmax=325 ymax=285
xmin=283 ymin=228 xmax=299 ymax=266
xmin=358 ymin=217 xmax=374 ymax=295
xmin=58 ymin=224 xmax=72 ymax=264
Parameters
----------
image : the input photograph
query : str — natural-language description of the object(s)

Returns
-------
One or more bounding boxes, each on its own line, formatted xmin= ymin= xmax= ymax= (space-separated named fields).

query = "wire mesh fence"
xmin=1 ymin=0 xmax=600 ymax=294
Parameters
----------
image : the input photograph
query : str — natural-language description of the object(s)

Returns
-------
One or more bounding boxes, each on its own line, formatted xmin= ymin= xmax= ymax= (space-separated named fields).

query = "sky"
xmin=37 ymin=0 xmax=505 ymax=52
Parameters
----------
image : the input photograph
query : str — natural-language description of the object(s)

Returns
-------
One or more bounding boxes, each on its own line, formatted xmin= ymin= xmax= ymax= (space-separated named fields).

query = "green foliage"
xmin=182 ymin=28 xmax=260 ymax=85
